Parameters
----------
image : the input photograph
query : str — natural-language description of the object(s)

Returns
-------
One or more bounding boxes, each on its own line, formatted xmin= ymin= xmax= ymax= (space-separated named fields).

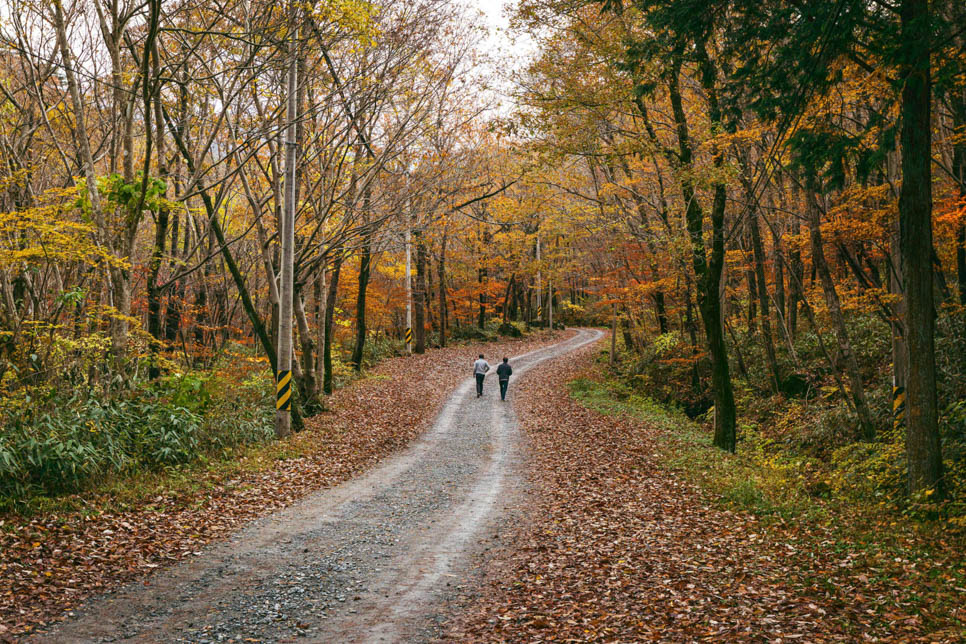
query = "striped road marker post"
xmin=276 ymin=370 xmax=292 ymax=411
xmin=892 ymin=384 xmax=905 ymax=430
xmin=405 ymin=327 xmax=413 ymax=348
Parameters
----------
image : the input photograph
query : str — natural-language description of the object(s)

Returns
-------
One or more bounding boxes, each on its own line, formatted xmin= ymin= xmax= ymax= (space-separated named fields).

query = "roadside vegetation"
xmin=0 ymin=321 xmax=535 ymax=516
xmin=581 ymin=314 xmax=966 ymax=530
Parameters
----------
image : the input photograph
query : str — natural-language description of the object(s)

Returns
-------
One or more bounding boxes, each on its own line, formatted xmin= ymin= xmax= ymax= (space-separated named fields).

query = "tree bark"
xmin=275 ymin=19 xmax=298 ymax=438
xmin=950 ymin=77 xmax=966 ymax=305
xmin=502 ymin=274 xmax=515 ymax=323
xmin=351 ymin=221 xmax=372 ymax=369
xmin=437 ymin=234 xmax=448 ymax=347
xmin=294 ymin=285 xmax=319 ymax=406
xmin=146 ymin=66 xmax=168 ymax=381
xmin=669 ymin=47 xmax=737 ymax=451
xmin=749 ymin=206 xmax=781 ymax=392
xmin=477 ymin=266 xmax=486 ymax=329
xmin=788 ymin=216 xmax=803 ymax=337
xmin=414 ymin=235 xmax=427 ymax=353
xmin=323 ymin=254 xmax=343 ymax=395
xmin=899 ymin=0 xmax=943 ymax=494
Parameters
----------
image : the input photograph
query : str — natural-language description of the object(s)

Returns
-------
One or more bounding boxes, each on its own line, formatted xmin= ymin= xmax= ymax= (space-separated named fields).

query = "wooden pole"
xmin=610 ymin=303 xmax=617 ymax=365
xmin=275 ymin=12 xmax=298 ymax=438
xmin=535 ymin=237 xmax=542 ymax=327
xmin=405 ymin=208 xmax=412 ymax=354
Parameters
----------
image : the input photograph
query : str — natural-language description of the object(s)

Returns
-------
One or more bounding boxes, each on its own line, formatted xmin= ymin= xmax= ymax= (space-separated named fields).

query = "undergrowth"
xmin=570 ymin=369 xmax=966 ymax=533
xmin=0 ymin=352 xmax=275 ymax=514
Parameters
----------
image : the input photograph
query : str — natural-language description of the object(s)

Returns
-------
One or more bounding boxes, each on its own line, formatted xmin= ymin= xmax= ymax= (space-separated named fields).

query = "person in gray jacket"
xmin=496 ymin=357 xmax=512 ymax=401
xmin=473 ymin=354 xmax=491 ymax=397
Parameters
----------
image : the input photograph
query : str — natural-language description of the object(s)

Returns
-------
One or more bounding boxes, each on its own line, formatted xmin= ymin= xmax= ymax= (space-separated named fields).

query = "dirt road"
xmin=39 ymin=329 xmax=603 ymax=643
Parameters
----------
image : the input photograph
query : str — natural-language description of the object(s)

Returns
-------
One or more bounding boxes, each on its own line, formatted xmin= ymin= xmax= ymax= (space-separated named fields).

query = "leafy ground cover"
xmin=0 ymin=330 xmax=570 ymax=639
xmin=446 ymin=345 xmax=966 ymax=642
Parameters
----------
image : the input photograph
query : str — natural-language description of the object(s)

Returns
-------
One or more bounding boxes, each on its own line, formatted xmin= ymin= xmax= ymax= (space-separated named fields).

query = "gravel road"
xmin=38 ymin=329 xmax=603 ymax=644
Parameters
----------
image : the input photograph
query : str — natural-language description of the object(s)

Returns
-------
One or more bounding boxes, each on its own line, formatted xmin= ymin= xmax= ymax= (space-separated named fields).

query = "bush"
xmin=0 ymin=395 xmax=202 ymax=503
xmin=498 ymin=322 xmax=523 ymax=337
xmin=0 ymin=363 xmax=275 ymax=511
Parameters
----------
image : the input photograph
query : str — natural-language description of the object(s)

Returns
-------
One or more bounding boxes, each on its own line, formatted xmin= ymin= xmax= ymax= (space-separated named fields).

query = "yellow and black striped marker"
xmin=276 ymin=369 xmax=292 ymax=411
xmin=405 ymin=327 xmax=413 ymax=345
xmin=893 ymin=385 xmax=905 ymax=428
xmin=537 ymin=306 xmax=543 ymax=318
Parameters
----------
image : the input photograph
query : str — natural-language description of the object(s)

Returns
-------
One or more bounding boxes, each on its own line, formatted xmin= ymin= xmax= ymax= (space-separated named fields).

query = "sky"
xmin=466 ymin=0 xmax=537 ymax=113
xmin=472 ymin=0 xmax=536 ymax=59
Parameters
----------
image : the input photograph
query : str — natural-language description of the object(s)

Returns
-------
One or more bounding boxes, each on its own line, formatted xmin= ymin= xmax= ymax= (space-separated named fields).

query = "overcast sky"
xmin=472 ymin=0 xmax=535 ymax=58
xmin=467 ymin=0 xmax=536 ymax=114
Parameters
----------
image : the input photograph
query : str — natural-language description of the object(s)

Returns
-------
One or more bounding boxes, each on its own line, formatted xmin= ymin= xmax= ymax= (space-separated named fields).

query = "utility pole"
xmin=275 ymin=10 xmax=298 ymax=438
xmin=548 ymin=279 xmax=553 ymax=331
xmin=405 ymin=210 xmax=413 ymax=354
xmin=535 ymin=237 xmax=542 ymax=327
xmin=610 ymin=302 xmax=617 ymax=365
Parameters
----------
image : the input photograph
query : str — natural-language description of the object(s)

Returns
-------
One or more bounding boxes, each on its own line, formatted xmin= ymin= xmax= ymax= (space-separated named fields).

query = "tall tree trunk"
xmin=771 ymin=187 xmax=788 ymax=318
xmin=957 ymin=223 xmax=966 ymax=308
xmin=294 ymin=285 xmax=319 ymax=408
xmin=437 ymin=234 xmax=448 ymax=347
xmin=789 ymin=217 xmax=803 ymax=337
xmin=669 ymin=47 xmax=737 ymax=451
xmin=744 ymin=235 xmax=758 ymax=327
xmin=146 ymin=66 xmax=168 ymax=381
xmin=684 ymin=273 xmax=701 ymax=392
xmin=351 ymin=221 xmax=372 ymax=369
xmin=620 ymin=309 xmax=634 ymax=351
xmin=275 ymin=20 xmax=298 ymax=438
xmin=477 ymin=266 xmax=486 ymax=329
xmin=950 ymin=79 xmax=966 ymax=305
xmin=323 ymin=254 xmax=343 ymax=395
xmin=890 ymin=237 xmax=908 ymax=437
xmin=414 ymin=236 xmax=427 ymax=354
xmin=653 ymin=291 xmax=669 ymax=334
xmin=146 ymin=211 xmax=168 ymax=379
xmin=899 ymin=0 xmax=942 ymax=493
xmin=502 ymin=275 xmax=515 ymax=323
xmin=509 ymin=279 xmax=521 ymax=321
xmin=806 ymin=187 xmax=875 ymax=440
xmin=425 ymin=252 xmax=437 ymax=336
xmin=749 ymin=207 xmax=781 ymax=392
xmin=164 ymin=209 xmax=187 ymax=343
xmin=315 ymin=270 xmax=325 ymax=393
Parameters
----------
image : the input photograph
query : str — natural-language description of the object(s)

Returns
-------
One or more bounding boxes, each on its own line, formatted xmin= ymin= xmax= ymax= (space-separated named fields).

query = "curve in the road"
xmin=39 ymin=328 xmax=603 ymax=644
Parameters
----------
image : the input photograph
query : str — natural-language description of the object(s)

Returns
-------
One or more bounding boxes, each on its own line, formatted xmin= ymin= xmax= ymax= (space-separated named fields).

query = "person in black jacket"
xmin=496 ymin=357 xmax=512 ymax=401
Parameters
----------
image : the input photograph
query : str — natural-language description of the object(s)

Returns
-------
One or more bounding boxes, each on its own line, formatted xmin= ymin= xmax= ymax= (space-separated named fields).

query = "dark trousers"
xmin=499 ymin=379 xmax=509 ymax=400
xmin=476 ymin=373 xmax=485 ymax=396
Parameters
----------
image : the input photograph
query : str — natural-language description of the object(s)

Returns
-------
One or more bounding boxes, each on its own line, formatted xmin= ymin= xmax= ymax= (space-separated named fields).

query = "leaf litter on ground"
xmin=443 ymin=343 xmax=966 ymax=643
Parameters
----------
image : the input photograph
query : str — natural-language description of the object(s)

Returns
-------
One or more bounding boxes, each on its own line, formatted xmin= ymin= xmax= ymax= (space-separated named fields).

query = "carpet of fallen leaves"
xmin=0 ymin=330 xmax=572 ymax=639
xmin=446 ymin=345 xmax=966 ymax=642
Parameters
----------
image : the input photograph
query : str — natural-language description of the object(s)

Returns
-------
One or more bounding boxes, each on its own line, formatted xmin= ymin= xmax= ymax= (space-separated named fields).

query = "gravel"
xmin=37 ymin=329 xmax=603 ymax=644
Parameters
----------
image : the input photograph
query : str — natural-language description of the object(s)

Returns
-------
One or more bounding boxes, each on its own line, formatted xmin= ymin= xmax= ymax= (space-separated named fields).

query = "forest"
xmin=1 ymin=0 xmax=965 ymax=638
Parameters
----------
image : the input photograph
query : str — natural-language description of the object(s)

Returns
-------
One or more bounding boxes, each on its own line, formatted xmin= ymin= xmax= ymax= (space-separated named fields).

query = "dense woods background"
xmin=0 ymin=0 xmax=964 ymax=531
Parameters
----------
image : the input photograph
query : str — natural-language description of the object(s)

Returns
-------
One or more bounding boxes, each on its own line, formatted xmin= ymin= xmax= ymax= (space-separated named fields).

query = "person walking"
xmin=473 ymin=354 xmax=491 ymax=397
xmin=496 ymin=357 xmax=512 ymax=401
